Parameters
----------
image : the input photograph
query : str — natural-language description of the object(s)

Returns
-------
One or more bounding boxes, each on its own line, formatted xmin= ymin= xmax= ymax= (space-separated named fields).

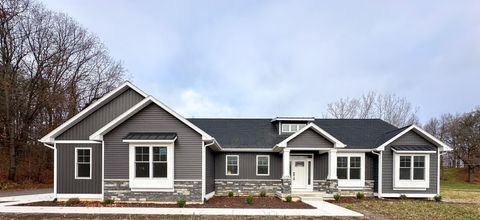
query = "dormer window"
xmin=282 ymin=123 xmax=306 ymax=133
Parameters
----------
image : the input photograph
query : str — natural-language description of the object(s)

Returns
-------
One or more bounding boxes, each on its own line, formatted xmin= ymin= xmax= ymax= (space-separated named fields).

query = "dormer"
xmin=271 ymin=117 xmax=315 ymax=135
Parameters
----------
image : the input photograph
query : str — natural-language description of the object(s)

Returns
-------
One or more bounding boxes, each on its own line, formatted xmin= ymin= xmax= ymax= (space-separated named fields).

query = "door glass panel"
xmin=307 ymin=161 xmax=311 ymax=185
xmin=295 ymin=161 xmax=305 ymax=167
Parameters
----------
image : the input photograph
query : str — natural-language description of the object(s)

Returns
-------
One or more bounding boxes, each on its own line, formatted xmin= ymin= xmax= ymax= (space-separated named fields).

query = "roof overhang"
xmin=89 ymin=96 xmax=213 ymax=142
xmin=375 ymin=124 xmax=452 ymax=152
xmin=39 ymin=81 xmax=148 ymax=144
xmin=275 ymin=123 xmax=346 ymax=148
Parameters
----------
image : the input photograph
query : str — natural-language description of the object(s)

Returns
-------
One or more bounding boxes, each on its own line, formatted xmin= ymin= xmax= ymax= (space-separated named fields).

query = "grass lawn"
xmin=441 ymin=168 xmax=480 ymax=203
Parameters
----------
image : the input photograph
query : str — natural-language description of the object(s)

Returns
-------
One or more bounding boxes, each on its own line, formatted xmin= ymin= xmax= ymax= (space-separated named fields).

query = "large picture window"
xmin=398 ymin=155 xmax=425 ymax=181
xmin=256 ymin=155 xmax=270 ymax=176
xmin=135 ymin=146 xmax=168 ymax=178
xmin=75 ymin=148 xmax=91 ymax=179
xmin=226 ymin=155 xmax=239 ymax=175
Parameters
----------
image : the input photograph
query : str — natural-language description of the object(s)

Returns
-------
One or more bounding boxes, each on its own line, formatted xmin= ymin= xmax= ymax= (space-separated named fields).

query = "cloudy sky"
xmin=43 ymin=0 xmax=480 ymax=123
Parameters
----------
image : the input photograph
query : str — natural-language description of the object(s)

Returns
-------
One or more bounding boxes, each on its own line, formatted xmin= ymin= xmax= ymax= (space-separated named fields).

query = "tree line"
xmin=0 ymin=0 xmax=125 ymax=183
xmin=326 ymin=92 xmax=480 ymax=183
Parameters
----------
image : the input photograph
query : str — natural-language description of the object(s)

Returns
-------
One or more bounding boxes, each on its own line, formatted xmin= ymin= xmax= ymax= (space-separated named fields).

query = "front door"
xmin=291 ymin=160 xmax=308 ymax=189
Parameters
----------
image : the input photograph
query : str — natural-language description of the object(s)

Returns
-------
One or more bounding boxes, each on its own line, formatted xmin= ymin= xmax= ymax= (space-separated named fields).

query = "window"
xmin=256 ymin=155 xmax=270 ymax=176
xmin=128 ymin=143 xmax=174 ymax=191
xmin=153 ymin=147 xmax=167 ymax=178
xmin=75 ymin=148 xmax=91 ymax=179
xmin=226 ymin=155 xmax=239 ymax=175
xmin=337 ymin=156 xmax=361 ymax=180
xmin=336 ymin=153 xmax=365 ymax=188
xmin=393 ymin=154 xmax=430 ymax=190
xmin=281 ymin=123 xmax=306 ymax=133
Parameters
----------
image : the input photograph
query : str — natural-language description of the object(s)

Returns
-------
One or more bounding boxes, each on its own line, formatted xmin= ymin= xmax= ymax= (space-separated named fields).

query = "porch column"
xmin=327 ymin=149 xmax=337 ymax=179
xmin=282 ymin=149 xmax=290 ymax=177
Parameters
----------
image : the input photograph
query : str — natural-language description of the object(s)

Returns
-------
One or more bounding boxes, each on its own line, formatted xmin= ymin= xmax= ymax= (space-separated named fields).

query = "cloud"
xmin=174 ymin=89 xmax=234 ymax=118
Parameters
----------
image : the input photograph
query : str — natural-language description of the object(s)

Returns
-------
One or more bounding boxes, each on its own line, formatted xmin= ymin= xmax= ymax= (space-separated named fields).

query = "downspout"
xmin=371 ymin=150 xmax=382 ymax=198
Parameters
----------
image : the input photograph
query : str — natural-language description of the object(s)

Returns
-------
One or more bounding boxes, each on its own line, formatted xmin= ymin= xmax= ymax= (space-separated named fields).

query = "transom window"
xmin=75 ymin=148 xmax=91 ymax=179
xmin=337 ymin=156 xmax=361 ymax=180
xmin=135 ymin=146 xmax=168 ymax=178
xmin=281 ymin=123 xmax=306 ymax=133
xmin=256 ymin=155 xmax=270 ymax=176
xmin=399 ymin=155 xmax=425 ymax=180
xmin=226 ymin=155 xmax=239 ymax=175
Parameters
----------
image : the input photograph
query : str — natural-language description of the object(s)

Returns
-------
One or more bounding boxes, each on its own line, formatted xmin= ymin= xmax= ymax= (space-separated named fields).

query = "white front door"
xmin=291 ymin=160 xmax=308 ymax=189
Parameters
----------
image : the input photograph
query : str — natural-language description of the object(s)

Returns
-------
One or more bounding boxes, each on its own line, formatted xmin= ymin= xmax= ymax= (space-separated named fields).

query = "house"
xmin=39 ymin=82 xmax=452 ymax=203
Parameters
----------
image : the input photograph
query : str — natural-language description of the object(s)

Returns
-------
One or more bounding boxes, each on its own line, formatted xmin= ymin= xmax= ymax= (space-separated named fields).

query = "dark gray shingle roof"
xmin=188 ymin=118 xmax=399 ymax=149
xmin=124 ymin=132 xmax=177 ymax=140
xmin=391 ymin=145 xmax=436 ymax=152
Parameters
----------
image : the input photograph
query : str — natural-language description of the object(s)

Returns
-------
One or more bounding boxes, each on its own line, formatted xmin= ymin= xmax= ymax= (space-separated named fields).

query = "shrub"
xmin=400 ymin=194 xmax=407 ymax=200
xmin=228 ymin=192 xmax=234 ymax=197
xmin=356 ymin=192 xmax=365 ymax=200
xmin=246 ymin=195 xmax=254 ymax=205
xmin=177 ymin=199 xmax=186 ymax=208
xmin=334 ymin=193 xmax=341 ymax=201
xmin=102 ymin=199 xmax=115 ymax=205
xmin=345 ymin=204 xmax=353 ymax=210
xmin=434 ymin=195 xmax=442 ymax=202
xmin=260 ymin=191 xmax=267 ymax=197
xmin=65 ymin=198 xmax=80 ymax=206
xmin=285 ymin=195 xmax=292 ymax=202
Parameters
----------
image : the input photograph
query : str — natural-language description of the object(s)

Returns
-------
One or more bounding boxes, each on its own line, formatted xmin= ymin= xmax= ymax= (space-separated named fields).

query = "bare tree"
xmin=325 ymin=91 xmax=419 ymax=127
xmin=0 ymin=0 xmax=125 ymax=181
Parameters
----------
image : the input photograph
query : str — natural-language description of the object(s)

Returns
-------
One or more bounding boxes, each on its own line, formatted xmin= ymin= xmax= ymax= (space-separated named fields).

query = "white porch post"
xmin=327 ymin=149 xmax=337 ymax=179
xmin=282 ymin=149 xmax=291 ymax=177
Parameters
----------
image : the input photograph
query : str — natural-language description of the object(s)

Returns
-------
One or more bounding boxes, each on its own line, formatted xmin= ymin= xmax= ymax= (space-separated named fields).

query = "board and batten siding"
xmin=382 ymin=131 xmax=438 ymax=194
xmin=313 ymin=152 xmax=328 ymax=180
xmin=57 ymin=88 xmax=144 ymax=140
xmin=287 ymin=129 xmax=334 ymax=148
xmin=104 ymin=103 xmax=203 ymax=180
xmin=215 ymin=153 xmax=282 ymax=179
xmin=205 ymin=147 xmax=216 ymax=193
xmin=57 ymin=143 xmax=102 ymax=194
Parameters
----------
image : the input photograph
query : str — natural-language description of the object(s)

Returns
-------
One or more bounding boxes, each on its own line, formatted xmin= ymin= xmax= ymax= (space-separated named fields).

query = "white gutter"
xmin=43 ymin=143 xmax=55 ymax=150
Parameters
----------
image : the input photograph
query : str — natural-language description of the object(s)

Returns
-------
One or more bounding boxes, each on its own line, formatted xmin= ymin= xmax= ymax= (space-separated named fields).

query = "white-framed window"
xmin=226 ymin=155 xmax=239 ymax=175
xmin=256 ymin=155 xmax=270 ymax=176
xmin=128 ymin=143 xmax=174 ymax=191
xmin=336 ymin=153 xmax=365 ymax=188
xmin=281 ymin=123 xmax=306 ymax=133
xmin=393 ymin=153 xmax=430 ymax=190
xmin=75 ymin=147 xmax=92 ymax=179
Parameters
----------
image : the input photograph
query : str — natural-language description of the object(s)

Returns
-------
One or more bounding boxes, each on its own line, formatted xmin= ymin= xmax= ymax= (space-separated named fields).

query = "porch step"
xmin=292 ymin=192 xmax=327 ymax=200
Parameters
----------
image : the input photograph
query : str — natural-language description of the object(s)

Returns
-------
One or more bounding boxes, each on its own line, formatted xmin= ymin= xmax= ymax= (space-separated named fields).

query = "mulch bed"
xmin=329 ymin=196 xmax=380 ymax=204
xmin=21 ymin=196 xmax=315 ymax=209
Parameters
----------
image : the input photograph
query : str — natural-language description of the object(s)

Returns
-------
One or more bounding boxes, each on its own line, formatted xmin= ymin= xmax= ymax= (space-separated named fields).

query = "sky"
xmin=43 ymin=0 xmax=480 ymax=123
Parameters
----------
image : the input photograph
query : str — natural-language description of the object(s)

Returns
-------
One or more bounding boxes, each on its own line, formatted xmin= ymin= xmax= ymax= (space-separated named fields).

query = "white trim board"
xmin=376 ymin=124 xmax=452 ymax=152
xmin=74 ymin=147 xmax=92 ymax=180
xmin=256 ymin=155 xmax=270 ymax=176
xmin=39 ymin=81 xmax=148 ymax=143
xmin=377 ymin=193 xmax=436 ymax=198
xmin=90 ymin=96 xmax=213 ymax=141
xmin=56 ymin=194 xmax=103 ymax=199
xmin=276 ymin=123 xmax=346 ymax=148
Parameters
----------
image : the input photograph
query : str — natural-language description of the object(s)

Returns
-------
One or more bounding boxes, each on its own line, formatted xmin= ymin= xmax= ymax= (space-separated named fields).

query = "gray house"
xmin=40 ymin=82 xmax=452 ymax=203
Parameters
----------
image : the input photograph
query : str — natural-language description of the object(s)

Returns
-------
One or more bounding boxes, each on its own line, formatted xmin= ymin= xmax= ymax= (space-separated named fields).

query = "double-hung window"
xmin=226 ymin=155 xmax=239 ymax=175
xmin=394 ymin=154 xmax=429 ymax=190
xmin=256 ymin=155 xmax=270 ymax=176
xmin=128 ymin=143 xmax=174 ymax=191
xmin=75 ymin=148 xmax=91 ymax=179
xmin=336 ymin=153 xmax=365 ymax=188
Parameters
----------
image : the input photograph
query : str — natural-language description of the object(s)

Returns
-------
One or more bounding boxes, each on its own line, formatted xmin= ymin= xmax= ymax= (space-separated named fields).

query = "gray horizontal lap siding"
xmin=57 ymin=143 xmax=102 ymax=194
xmin=57 ymin=88 xmax=144 ymax=140
xmin=215 ymin=153 xmax=282 ymax=179
xmin=382 ymin=131 xmax=438 ymax=194
xmin=206 ymin=147 xmax=215 ymax=193
xmin=104 ymin=103 xmax=202 ymax=180
xmin=287 ymin=129 xmax=333 ymax=148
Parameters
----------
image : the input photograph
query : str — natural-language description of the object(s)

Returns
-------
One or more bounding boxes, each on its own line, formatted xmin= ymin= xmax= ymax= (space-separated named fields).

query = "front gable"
xmin=287 ymin=128 xmax=334 ymax=148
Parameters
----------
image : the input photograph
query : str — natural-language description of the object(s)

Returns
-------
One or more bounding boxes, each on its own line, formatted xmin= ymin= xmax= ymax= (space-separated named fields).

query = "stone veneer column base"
xmin=104 ymin=180 xmax=202 ymax=202
xmin=313 ymin=179 xmax=376 ymax=195
xmin=275 ymin=177 xmax=292 ymax=198
xmin=214 ymin=179 xmax=281 ymax=196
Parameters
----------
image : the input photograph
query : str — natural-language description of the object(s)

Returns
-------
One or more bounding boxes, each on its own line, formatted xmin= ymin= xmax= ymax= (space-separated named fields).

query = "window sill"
xmin=130 ymin=187 xmax=174 ymax=192
xmin=393 ymin=187 xmax=427 ymax=191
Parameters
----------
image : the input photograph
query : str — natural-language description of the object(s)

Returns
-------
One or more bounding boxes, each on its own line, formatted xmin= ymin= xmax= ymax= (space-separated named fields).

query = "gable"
xmin=391 ymin=130 xmax=435 ymax=147
xmin=287 ymin=128 xmax=334 ymax=148
xmin=57 ymin=88 xmax=145 ymax=140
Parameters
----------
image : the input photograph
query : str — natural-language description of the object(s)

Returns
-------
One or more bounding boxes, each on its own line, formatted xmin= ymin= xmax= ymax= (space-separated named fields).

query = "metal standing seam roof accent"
xmin=188 ymin=118 xmax=399 ymax=149
xmin=124 ymin=132 xmax=177 ymax=140
xmin=391 ymin=145 xmax=437 ymax=152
